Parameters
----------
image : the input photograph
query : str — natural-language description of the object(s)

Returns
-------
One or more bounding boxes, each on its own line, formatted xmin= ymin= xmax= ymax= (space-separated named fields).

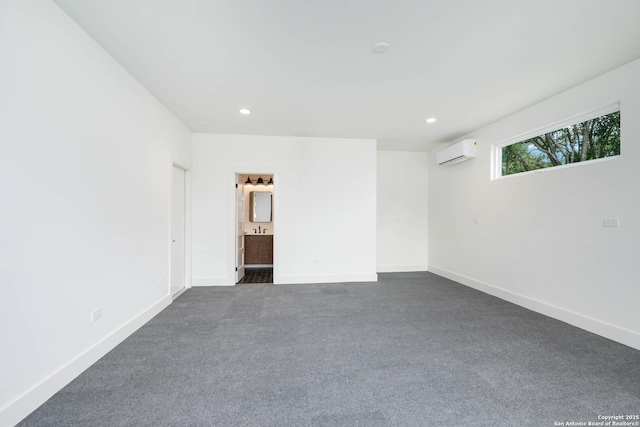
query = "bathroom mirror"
xmin=250 ymin=191 xmax=272 ymax=223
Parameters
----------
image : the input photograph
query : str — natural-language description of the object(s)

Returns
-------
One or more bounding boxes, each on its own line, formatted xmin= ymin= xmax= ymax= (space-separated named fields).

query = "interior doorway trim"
xmin=229 ymin=169 xmax=277 ymax=285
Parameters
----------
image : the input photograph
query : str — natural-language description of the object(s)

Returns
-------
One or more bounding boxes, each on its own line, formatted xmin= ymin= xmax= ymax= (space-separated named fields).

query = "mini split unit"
xmin=436 ymin=139 xmax=478 ymax=166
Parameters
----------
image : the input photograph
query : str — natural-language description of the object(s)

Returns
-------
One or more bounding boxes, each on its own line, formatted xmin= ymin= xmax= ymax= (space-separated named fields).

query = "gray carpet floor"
xmin=19 ymin=272 xmax=640 ymax=426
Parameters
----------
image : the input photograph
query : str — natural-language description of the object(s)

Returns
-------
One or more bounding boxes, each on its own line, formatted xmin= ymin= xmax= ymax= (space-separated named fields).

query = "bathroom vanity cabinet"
xmin=244 ymin=235 xmax=273 ymax=264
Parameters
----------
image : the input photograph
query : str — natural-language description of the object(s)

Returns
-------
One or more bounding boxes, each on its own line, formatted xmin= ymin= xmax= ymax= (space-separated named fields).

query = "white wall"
xmin=428 ymin=59 xmax=640 ymax=350
xmin=0 ymin=0 xmax=192 ymax=424
xmin=192 ymin=134 xmax=377 ymax=285
xmin=377 ymin=151 xmax=429 ymax=272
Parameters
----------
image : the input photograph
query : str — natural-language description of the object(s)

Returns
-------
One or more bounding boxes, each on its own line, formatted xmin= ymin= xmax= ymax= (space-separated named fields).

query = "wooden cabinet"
xmin=244 ymin=235 xmax=273 ymax=264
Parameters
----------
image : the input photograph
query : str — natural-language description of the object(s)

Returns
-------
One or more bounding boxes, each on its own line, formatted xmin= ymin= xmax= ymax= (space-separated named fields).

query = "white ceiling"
xmin=53 ymin=0 xmax=640 ymax=151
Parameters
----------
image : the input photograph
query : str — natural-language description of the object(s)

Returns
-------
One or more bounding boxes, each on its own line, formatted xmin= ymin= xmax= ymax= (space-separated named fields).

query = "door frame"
xmin=170 ymin=161 xmax=191 ymax=298
xmin=235 ymin=174 xmax=246 ymax=284
xmin=230 ymin=170 xmax=277 ymax=285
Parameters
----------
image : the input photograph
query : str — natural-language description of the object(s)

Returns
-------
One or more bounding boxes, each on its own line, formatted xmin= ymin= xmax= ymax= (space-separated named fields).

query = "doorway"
xmin=170 ymin=164 xmax=187 ymax=296
xmin=235 ymin=174 xmax=245 ymax=283
xmin=235 ymin=173 xmax=274 ymax=284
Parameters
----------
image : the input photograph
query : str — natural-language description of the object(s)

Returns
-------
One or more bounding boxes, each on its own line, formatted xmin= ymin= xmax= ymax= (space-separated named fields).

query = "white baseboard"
xmin=0 ymin=296 xmax=172 ymax=427
xmin=172 ymin=287 xmax=188 ymax=300
xmin=428 ymin=265 xmax=640 ymax=351
xmin=275 ymin=273 xmax=378 ymax=285
xmin=193 ymin=273 xmax=379 ymax=286
xmin=377 ymin=264 xmax=428 ymax=273
xmin=192 ymin=277 xmax=235 ymax=286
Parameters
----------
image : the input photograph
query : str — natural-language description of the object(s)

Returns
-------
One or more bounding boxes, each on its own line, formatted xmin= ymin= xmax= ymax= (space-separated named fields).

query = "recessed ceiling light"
xmin=239 ymin=108 xmax=251 ymax=115
xmin=426 ymin=118 xmax=437 ymax=123
xmin=373 ymin=42 xmax=390 ymax=53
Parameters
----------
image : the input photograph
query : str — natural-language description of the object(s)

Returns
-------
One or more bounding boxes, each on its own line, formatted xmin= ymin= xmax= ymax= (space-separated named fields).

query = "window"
xmin=495 ymin=104 xmax=620 ymax=178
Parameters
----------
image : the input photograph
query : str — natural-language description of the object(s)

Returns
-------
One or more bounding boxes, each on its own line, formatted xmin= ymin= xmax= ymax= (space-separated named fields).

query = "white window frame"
xmin=492 ymin=102 xmax=621 ymax=180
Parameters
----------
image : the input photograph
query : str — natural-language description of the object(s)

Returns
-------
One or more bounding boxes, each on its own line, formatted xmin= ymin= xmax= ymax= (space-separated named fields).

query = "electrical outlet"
xmin=91 ymin=308 xmax=103 ymax=322
xmin=603 ymin=218 xmax=619 ymax=227
xmin=473 ymin=217 xmax=480 ymax=224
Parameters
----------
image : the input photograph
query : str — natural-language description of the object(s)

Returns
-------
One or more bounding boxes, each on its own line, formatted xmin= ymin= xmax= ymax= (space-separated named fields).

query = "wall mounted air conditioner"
xmin=436 ymin=139 xmax=478 ymax=166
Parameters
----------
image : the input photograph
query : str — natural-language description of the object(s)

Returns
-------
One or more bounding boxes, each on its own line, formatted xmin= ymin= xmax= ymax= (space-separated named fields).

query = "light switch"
xmin=603 ymin=218 xmax=619 ymax=227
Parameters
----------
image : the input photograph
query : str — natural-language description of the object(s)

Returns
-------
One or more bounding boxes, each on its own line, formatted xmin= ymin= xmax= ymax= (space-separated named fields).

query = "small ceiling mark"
xmin=372 ymin=43 xmax=390 ymax=53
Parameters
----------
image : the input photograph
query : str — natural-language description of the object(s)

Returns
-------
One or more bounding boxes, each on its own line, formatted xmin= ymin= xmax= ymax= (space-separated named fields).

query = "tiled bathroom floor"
xmin=238 ymin=267 xmax=273 ymax=284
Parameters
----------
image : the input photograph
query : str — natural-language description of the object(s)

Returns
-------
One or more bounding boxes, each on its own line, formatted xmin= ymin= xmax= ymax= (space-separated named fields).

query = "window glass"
xmin=500 ymin=109 xmax=620 ymax=177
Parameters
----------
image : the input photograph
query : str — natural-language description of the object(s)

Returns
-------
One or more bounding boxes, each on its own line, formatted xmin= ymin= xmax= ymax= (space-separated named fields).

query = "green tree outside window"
xmin=502 ymin=111 xmax=620 ymax=176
